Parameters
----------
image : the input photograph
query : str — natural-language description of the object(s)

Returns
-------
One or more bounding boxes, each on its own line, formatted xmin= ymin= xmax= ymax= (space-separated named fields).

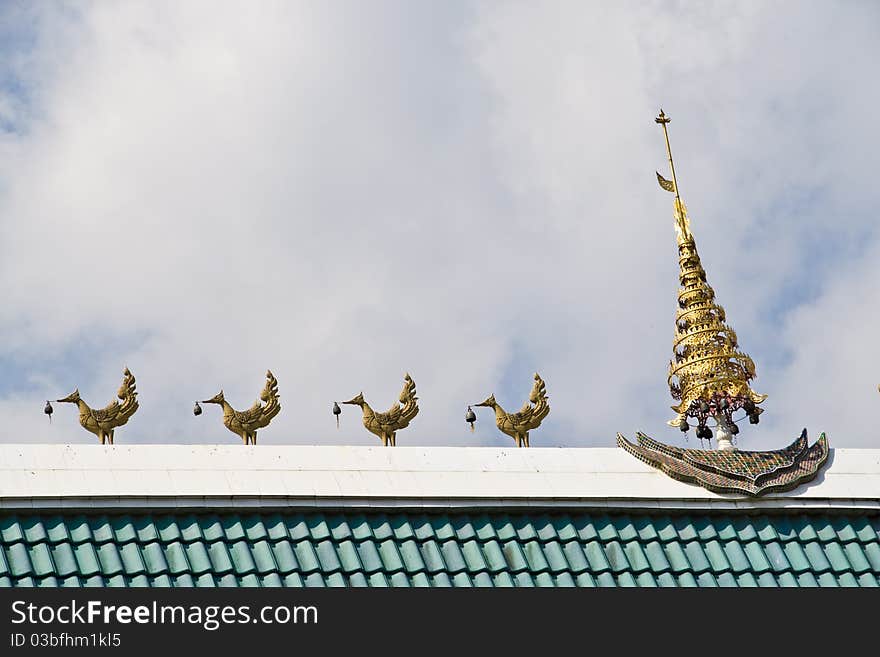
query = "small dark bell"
xmin=678 ymin=419 xmax=689 ymax=432
xmin=44 ymin=401 xmax=53 ymax=423
xmin=193 ymin=402 xmax=202 ymax=416
xmin=466 ymin=406 xmax=477 ymax=433
xmin=704 ymin=427 xmax=713 ymax=440
xmin=333 ymin=402 xmax=341 ymax=429
xmin=743 ymin=399 xmax=755 ymax=413
xmin=749 ymin=413 xmax=760 ymax=425
xmin=729 ymin=423 xmax=739 ymax=435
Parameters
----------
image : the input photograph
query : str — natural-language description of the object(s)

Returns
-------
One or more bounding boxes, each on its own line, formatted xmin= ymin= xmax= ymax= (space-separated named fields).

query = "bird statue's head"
xmin=474 ymin=394 xmax=496 ymax=409
xmin=202 ymin=391 xmax=225 ymax=405
xmin=56 ymin=389 xmax=81 ymax=404
xmin=342 ymin=393 xmax=365 ymax=408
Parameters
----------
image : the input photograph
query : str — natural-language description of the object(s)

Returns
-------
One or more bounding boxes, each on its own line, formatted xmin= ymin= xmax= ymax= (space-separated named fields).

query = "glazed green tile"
xmin=741 ymin=541 xmax=771 ymax=573
xmin=772 ymin=517 xmax=797 ymax=542
xmin=814 ymin=517 xmax=837 ymax=543
xmin=432 ymin=572 xmax=453 ymax=587
xmin=82 ymin=575 xmax=105 ymax=587
xmin=554 ymin=572 xmax=576 ymax=587
xmin=817 ymin=572 xmax=839 ymax=587
xmin=513 ymin=516 xmax=538 ymax=541
xmin=314 ymin=540 xmax=342 ymax=573
xmin=111 ymin=516 xmax=137 ymax=544
xmin=452 ymin=516 xmax=477 ymax=541
xmin=141 ymin=542 xmax=169 ymax=575
xmin=152 ymin=574 xmax=173 ymax=587
xmin=377 ymin=539 xmax=404 ymax=573
xmin=822 ymin=542 xmax=851 ymax=573
xmin=336 ymin=540 xmax=363 ymax=574
xmin=250 ymin=540 xmax=277 ymax=575
xmin=14 ymin=576 xmax=35 ymax=587
xmin=853 ymin=518 xmax=878 ymax=543
xmin=534 ymin=539 xmax=567 ymax=572
xmin=494 ymin=516 xmax=517 ymax=541
xmin=794 ymin=518 xmax=819 ymax=542
xmin=479 ymin=540 xmax=506 ymax=573
xmin=802 ymin=542 xmax=831 ymax=572
xmin=774 ymin=572 xmax=797 ymax=587
xmin=106 ymin=575 xmax=128 ymax=587
xmin=781 ymin=541 xmax=811 ymax=573
xmin=369 ymin=515 xmax=393 ymax=541
xmin=656 ymin=573 xmax=677 ymax=588
xmin=73 ymin=543 xmax=100 ymax=577
xmin=306 ymin=516 xmax=331 ymax=541
xmin=695 ymin=572 xmax=718 ymax=587
xmin=37 ymin=576 xmax=58 ymax=587
xmin=440 ymin=540 xmax=467 ymax=573
xmin=175 ymin=574 xmax=196 ymax=586
xmin=754 ymin=572 xmax=777 ymax=587
xmin=582 ymin=541 xmax=611 ymax=573
xmin=260 ymin=573 xmax=282 ymax=586
xmin=0 ymin=548 xmax=9 ymax=576
xmin=304 ymin=573 xmax=326 ymax=587
xmin=389 ymin=572 xmax=410 ymax=588
xmin=473 ymin=515 xmax=497 ymax=541
xmin=561 ymin=541 xmax=588 ymax=573
xmin=595 ymin=572 xmax=617 ymax=587
xmin=205 ymin=541 xmax=233 ymax=574
xmin=134 ymin=517 xmax=159 ymax=543
xmin=242 ymin=517 xmax=268 ymax=542
xmin=430 ymin=516 xmax=456 ymax=541
xmin=842 ymin=542 xmax=871 ymax=573
xmin=469 ymin=571 xmax=492 ymax=587
xmin=533 ymin=515 xmax=557 ymax=541
xmin=96 ymin=543 xmax=124 ymax=575
xmin=419 ymin=540 xmax=445 ymax=574
xmin=50 ymin=542 xmax=78 ymax=577
xmin=184 ymin=542 xmax=213 ymax=575
xmin=389 ymin=516 xmax=414 ymax=541
xmin=662 ymin=541 xmax=691 ymax=573
xmin=270 ymin=540 xmax=297 ymax=574
xmin=653 ymin=517 xmax=678 ymax=543
xmin=0 ymin=517 xmax=23 ymax=543
xmin=716 ymin=572 xmax=738 ymax=587
xmin=862 ymin=542 xmax=880 ymax=570
xmin=632 ymin=516 xmax=659 ymax=542
xmin=348 ymin=572 xmax=369 ymax=587
xmin=292 ymin=541 xmax=321 ymax=573
xmin=410 ymin=515 xmax=434 ymax=541
xmin=356 ymin=540 xmax=384 ymax=574
xmin=156 ymin=517 xmax=182 ymax=543
xmin=215 ymin=574 xmax=237 ymax=587
xmin=67 ymin=517 xmax=94 ymax=544
xmin=195 ymin=573 xmax=216 ymax=587
xmin=325 ymin=572 xmax=347 ymax=587
xmin=552 ymin=516 xmax=577 ymax=542
xmin=672 ymin=517 xmax=698 ymax=542
xmin=263 ymin=515 xmax=289 ymax=541
xmin=128 ymin=574 xmax=151 ymax=587
xmin=594 ymin=516 xmax=618 ymax=541
xmin=411 ymin=572 xmax=431 ymax=587
xmin=221 ymin=517 xmax=246 ymax=542
xmin=857 ymin=573 xmax=879 ymax=587
xmin=44 ymin=517 xmax=70 ymax=544
xmin=682 ymin=541 xmax=713 ymax=573
xmin=723 ymin=541 xmax=752 ymax=573
xmin=635 ymin=572 xmax=657 ymax=587
xmin=616 ymin=572 xmax=638 ymax=587
xmin=346 ymin=515 xmax=371 ymax=541
xmin=623 ymin=541 xmax=650 ymax=573
xmin=460 ymin=540 xmax=488 ymax=573
xmin=514 ymin=572 xmax=535 ymax=587
xmin=287 ymin=517 xmax=310 ymax=541
xmin=831 ymin=521 xmax=857 ymax=544
xmin=736 ymin=572 xmax=758 ymax=587
xmin=573 ymin=518 xmax=600 ymax=542
xmin=761 ymin=541 xmax=791 ymax=573
xmin=177 ymin=516 xmax=204 ymax=543
xmin=199 ymin=517 xmax=224 ymax=542
xmin=521 ymin=541 xmax=549 ymax=572
xmin=797 ymin=571 xmax=819 ymax=587
xmin=730 ymin=516 xmax=758 ymax=542
xmin=643 ymin=541 xmax=671 ymax=573
xmin=366 ymin=572 xmax=388 ymax=587
xmin=0 ymin=576 xmax=14 ymax=586
xmin=575 ymin=572 xmax=597 ymax=587
xmin=282 ymin=573 xmax=304 ymax=587
xmin=397 ymin=539 xmax=425 ymax=574
xmin=701 ymin=540 xmax=730 ymax=573
xmin=22 ymin=518 xmax=49 ymax=544
xmin=603 ymin=541 xmax=632 ymax=573
xmin=163 ymin=541 xmax=190 ymax=575
xmin=836 ymin=572 xmax=859 ymax=587
xmin=534 ymin=572 xmax=555 ymax=587
xmin=614 ymin=517 xmax=639 ymax=542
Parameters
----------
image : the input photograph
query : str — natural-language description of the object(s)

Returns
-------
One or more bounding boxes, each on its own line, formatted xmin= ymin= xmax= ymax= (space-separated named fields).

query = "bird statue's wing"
xmin=92 ymin=400 xmax=122 ymax=426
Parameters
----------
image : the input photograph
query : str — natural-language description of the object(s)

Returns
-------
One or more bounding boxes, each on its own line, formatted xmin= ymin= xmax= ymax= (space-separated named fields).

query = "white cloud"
xmin=0 ymin=1 xmax=877 ymax=449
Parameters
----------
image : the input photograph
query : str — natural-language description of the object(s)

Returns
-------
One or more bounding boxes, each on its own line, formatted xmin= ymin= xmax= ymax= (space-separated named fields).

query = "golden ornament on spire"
xmin=655 ymin=110 xmax=766 ymax=450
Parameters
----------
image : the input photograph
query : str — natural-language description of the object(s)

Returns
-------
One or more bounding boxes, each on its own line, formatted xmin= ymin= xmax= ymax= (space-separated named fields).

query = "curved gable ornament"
xmin=617 ymin=429 xmax=829 ymax=496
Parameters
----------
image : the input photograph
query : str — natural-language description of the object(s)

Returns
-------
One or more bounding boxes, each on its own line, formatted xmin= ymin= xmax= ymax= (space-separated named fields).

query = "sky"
xmin=0 ymin=0 xmax=878 ymax=449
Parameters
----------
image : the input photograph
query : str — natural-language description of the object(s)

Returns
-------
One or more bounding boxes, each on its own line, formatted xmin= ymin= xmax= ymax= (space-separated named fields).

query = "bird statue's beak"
xmin=341 ymin=395 xmax=361 ymax=405
xmin=56 ymin=391 xmax=77 ymax=403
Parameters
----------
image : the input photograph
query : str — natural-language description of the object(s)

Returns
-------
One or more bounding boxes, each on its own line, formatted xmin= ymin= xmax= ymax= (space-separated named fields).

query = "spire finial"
xmin=655 ymin=109 xmax=691 ymax=242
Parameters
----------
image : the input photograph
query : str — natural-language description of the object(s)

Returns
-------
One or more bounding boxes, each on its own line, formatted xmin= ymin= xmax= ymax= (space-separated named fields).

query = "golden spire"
xmin=655 ymin=110 xmax=765 ymax=449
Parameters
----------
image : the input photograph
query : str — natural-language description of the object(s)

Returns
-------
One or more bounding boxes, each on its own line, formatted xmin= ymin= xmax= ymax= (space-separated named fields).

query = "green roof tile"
xmin=2 ymin=510 xmax=878 ymax=588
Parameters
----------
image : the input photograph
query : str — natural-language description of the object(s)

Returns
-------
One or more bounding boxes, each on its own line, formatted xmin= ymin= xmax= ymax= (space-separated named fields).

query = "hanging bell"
xmin=748 ymin=412 xmax=760 ymax=425
xmin=193 ymin=401 xmax=202 ymax=416
xmin=466 ymin=406 xmax=476 ymax=432
xmin=743 ymin=399 xmax=756 ymax=413
xmin=729 ymin=422 xmax=739 ymax=435
xmin=718 ymin=397 xmax=729 ymax=410
xmin=678 ymin=419 xmax=689 ymax=432
xmin=44 ymin=401 xmax=53 ymax=423
xmin=333 ymin=402 xmax=341 ymax=429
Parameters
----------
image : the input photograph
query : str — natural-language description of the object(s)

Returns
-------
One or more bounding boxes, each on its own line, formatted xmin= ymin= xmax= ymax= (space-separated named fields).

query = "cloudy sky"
xmin=0 ymin=1 xmax=877 ymax=449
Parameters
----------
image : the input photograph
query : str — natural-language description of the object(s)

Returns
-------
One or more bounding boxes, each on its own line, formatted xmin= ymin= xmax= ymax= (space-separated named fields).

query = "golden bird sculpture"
xmin=342 ymin=373 xmax=419 ymax=446
xmin=199 ymin=370 xmax=281 ymax=445
xmin=473 ymin=373 xmax=550 ymax=447
xmin=55 ymin=368 xmax=139 ymax=444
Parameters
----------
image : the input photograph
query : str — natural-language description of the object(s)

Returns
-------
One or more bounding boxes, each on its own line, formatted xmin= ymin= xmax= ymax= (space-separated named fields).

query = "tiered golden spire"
xmin=655 ymin=110 xmax=765 ymax=447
